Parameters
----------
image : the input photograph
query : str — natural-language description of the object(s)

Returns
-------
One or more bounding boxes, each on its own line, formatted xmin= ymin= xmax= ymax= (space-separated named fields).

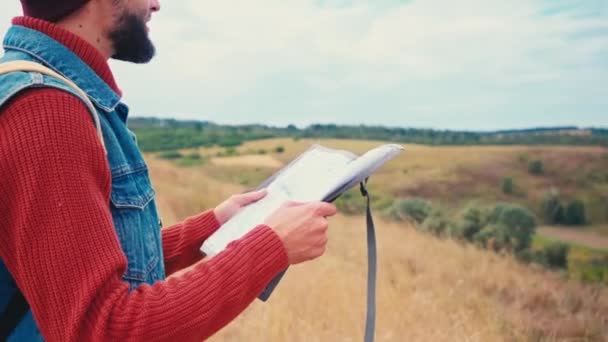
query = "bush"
xmin=537 ymin=242 xmax=569 ymax=269
xmin=450 ymin=203 xmax=488 ymax=241
xmin=176 ymin=152 xmax=207 ymax=167
xmin=421 ymin=207 xmax=451 ymax=237
xmin=390 ymin=198 xmax=432 ymax=224
xmin=488 ymin=203 xmax=536 ymax=251
xmin=257 ymin=149 xmax=267 ymax=155
xmin=473 ymin=224 xmax=511 ymax=251
xmin=528 ymin=159 xmax=544 ymax=175
xmin=217 ymin=137 xmax=243 ymax=148
xmin=158 ymin=151 xmax=183 ymax=160
xmin=274 ymin=146 xmax=285 ymax=153
xmin=185 ymin=152 xmax=201 ymax=160
xmin=501 ymin=177 xmax=514 ymax=194
xmin=580 ymin=256 xmax=608 ymax=284
xmin=540 ymin=189 xmax=564 ymax=224
xmin=564 ymin=199 xmax=586 ymax=225
xmin=335 ymin=191 xmax=365 ymax=215
xmin=225 ymin=147 xmax=238 ymax=156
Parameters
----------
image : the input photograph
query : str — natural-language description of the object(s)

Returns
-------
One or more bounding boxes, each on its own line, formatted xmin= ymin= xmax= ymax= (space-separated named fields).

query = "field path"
xmin=538 ymin=226 xmax=608 ymax=250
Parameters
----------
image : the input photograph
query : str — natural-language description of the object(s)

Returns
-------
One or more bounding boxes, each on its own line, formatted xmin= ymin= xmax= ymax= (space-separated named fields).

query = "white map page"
xmin=201 ymin=144 xmax=403 ymax=257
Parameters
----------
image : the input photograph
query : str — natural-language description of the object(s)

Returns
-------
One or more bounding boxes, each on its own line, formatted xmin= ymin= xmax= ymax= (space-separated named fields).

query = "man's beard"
xmin=109 ymin=13 xmax=155 ymax=64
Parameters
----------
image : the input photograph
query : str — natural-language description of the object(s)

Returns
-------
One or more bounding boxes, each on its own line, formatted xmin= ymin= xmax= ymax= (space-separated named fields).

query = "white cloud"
xmin=1 ymin=0 xmax=606 ymax=129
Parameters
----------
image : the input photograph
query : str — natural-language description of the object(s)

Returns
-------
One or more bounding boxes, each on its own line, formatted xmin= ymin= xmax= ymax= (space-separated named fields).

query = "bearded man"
xmin=0 ymin=1 xmax=336 ymax=341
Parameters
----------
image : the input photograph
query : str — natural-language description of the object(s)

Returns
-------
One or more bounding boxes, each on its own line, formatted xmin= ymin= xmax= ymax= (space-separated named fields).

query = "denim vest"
xmin=0 ymin=25 xmax=165 ymax=341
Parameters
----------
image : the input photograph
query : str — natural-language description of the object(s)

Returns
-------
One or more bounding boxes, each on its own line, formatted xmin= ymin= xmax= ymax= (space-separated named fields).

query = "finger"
xmin=312 ymin=202 xmax=338 ymax=217
xmin=234 ymin=189 xmax=267 ymax=205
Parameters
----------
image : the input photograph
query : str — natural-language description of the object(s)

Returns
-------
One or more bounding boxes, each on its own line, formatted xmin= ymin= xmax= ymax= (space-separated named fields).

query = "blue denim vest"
xmin=0 ymin=25 xmax=166 ymax=341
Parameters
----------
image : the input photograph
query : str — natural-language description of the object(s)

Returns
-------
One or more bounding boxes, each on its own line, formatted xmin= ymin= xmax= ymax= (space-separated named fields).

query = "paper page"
xmin=321 ymin=144 xmax=404 ymax=200
xmin=201 ymin=145 xmax=356 ymax=256
xmin=201 ymin=143 xmax=404 ymax=256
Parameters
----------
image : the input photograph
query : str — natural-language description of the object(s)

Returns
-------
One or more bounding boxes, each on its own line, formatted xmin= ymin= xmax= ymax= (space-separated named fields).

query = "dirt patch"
xmin=211 ymin=155 xmax=283 ymax=168
xmin=538 ymin=227 xmax=608 ymax=250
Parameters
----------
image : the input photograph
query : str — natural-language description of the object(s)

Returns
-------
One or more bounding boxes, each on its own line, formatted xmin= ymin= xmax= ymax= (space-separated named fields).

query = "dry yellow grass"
xmin=204 ymin=138 xmax=607 ymax=203
xmin=145 ymin=148 xmax=608 ymax=342
xmin=211 ymin=155 xmax=283 ymax=168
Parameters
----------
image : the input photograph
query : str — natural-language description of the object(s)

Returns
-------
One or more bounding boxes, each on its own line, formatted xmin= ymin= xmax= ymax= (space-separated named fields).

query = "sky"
xmin=0 ymin=0 xmax=607 ymax=130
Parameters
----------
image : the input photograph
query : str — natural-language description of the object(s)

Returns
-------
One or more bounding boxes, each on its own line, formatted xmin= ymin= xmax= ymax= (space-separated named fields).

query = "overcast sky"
xmin=1 ymin=1 xmax=607 ymax=130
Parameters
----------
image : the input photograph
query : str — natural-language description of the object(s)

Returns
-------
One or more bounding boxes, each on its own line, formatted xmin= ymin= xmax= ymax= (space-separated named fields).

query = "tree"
xmin=449 ymin=203 xmax=487 ymax=241
xmin=501 ymin=177 xmax=514 ymax=195
xmin=564 ymin=199 xmax=586 ymax=225
xmin=528 ymin=159 xmax=544 ymax=175
xmin=540 ymin=189 xmax=564 ymax=224
xmin=488 ymin=203 xmax=537 ymax=251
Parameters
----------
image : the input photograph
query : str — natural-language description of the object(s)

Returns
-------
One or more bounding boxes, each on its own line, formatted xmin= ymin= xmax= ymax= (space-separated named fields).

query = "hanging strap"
xmin=0 ymin=61 xmax=106 ymax=154
xmin=360 ymin=179 xmax=376 ymax=342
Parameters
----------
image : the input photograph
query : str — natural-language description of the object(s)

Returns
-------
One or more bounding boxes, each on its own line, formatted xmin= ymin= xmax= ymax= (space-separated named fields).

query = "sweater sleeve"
xmin=161 ymin=210 xmax=222 ymax=275
xmin=0 ymin=89 xmax=288 ymax=342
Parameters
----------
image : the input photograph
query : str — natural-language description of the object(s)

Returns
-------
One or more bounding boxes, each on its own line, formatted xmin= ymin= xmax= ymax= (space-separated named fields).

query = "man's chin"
xmin=109 ymin=17 xmax=156 ymax=63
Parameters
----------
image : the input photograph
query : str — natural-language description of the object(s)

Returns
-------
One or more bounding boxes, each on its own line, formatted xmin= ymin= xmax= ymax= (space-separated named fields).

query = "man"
xmin=0 ymin=0 xmax=336 ymax=340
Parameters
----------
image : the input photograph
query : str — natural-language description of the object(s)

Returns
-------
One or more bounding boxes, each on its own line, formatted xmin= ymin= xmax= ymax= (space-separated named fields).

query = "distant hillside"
xmin=127 ymin=117 xmax=608 ymax=152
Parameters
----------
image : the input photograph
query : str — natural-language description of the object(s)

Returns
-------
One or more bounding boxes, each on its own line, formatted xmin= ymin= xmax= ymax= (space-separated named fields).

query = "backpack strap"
xmin=0 ymin=60 xmax=107 ymax=154
xmin=360 ymin=179 xmax=377 ymax=342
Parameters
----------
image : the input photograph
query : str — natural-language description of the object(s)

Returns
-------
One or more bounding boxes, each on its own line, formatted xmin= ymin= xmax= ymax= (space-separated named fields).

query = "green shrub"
xmin=338 ymin=191 xmax=394 ymax=216
xmin=528 ymin=159 xmax=544 ymax=175
xmin=501 ymin=177 xmax=514 ymax=195
xmin=158 ymin=151 xmax=183 ymax=160
xmin=275 ymin=146 xmax=285 ymax=153
xmin=540 ymin=189 xmax=564 ymax=224
xmin=516 ymin=249 xmax=534 ymax=264
xmin=225 ymin=147 xmax=238 ymax=156
xmin=580 ymin=256 xmax=608 ymax=284
xmin=335 ymin=191 xmax=365 ymax=215
xmin=257 ymin=149 xmax=267 ymax=155
xmin=488 ymin=203 xmax=536 ymax=251
xmin=390 ymin=198 xmax=432 ymax=224
xmin=473 ymin=224 xmax=511 ymax=251
xmin=450 ymin=203 xmax=488 ymax=241
xmin=176 ymin=152 xmax=207 ymax=167
xmin=564 ymin=199 xmax=586 ymax=225
xmin=537 ymin=242 xmax=569 ymax=269
xmin=217 ymin=137 xmax=243 ymax=148
xmin=421 ymin=207 xmax=450 ymax=237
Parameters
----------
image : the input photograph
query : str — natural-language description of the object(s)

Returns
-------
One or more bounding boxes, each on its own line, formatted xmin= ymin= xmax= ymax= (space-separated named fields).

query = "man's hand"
xmin=214 ymin=189 xmax=267 ymax=225
xmin=264 ymin=201 xmax=337 ymax=265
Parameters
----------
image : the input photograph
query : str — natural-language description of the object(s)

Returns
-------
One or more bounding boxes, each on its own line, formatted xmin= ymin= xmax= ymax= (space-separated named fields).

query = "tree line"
xmin=127 ymin=117 xmax=608 ymax=152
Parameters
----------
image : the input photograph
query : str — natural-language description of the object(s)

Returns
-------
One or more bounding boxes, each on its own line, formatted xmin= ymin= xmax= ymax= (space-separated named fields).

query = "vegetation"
xmin=501 ymin=176 xmax=514 ymax=194
xmin=528 ymin=159 xmax=544 ymax=175
xmin=540 ymin=190 xmax=587 ymax=226
xmin=129 ymin=117 xmax=608 ymax=152
xmin=158 ymin=150 xmax=183 ymax=160
xmin=144 ymin=137 xmax=608 ymax=340
xmin=540 ymin=189 xmax=565 ymax=224
xmin=388 ymin=198 xmax=432 ymax=224
xmin=564 ymin=199 xmax=587 ymax=225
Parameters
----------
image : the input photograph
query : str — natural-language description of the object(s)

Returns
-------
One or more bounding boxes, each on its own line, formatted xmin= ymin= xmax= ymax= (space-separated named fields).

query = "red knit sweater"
xmin=0 ymin=17 xmax=288 ymax=341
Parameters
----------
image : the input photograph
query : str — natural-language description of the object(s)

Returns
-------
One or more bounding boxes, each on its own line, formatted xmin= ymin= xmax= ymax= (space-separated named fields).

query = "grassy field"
xmin=145 ymin=139 xmax=608 ymax=341
xmin=175 ymin=138 xmax=608 ymax=231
